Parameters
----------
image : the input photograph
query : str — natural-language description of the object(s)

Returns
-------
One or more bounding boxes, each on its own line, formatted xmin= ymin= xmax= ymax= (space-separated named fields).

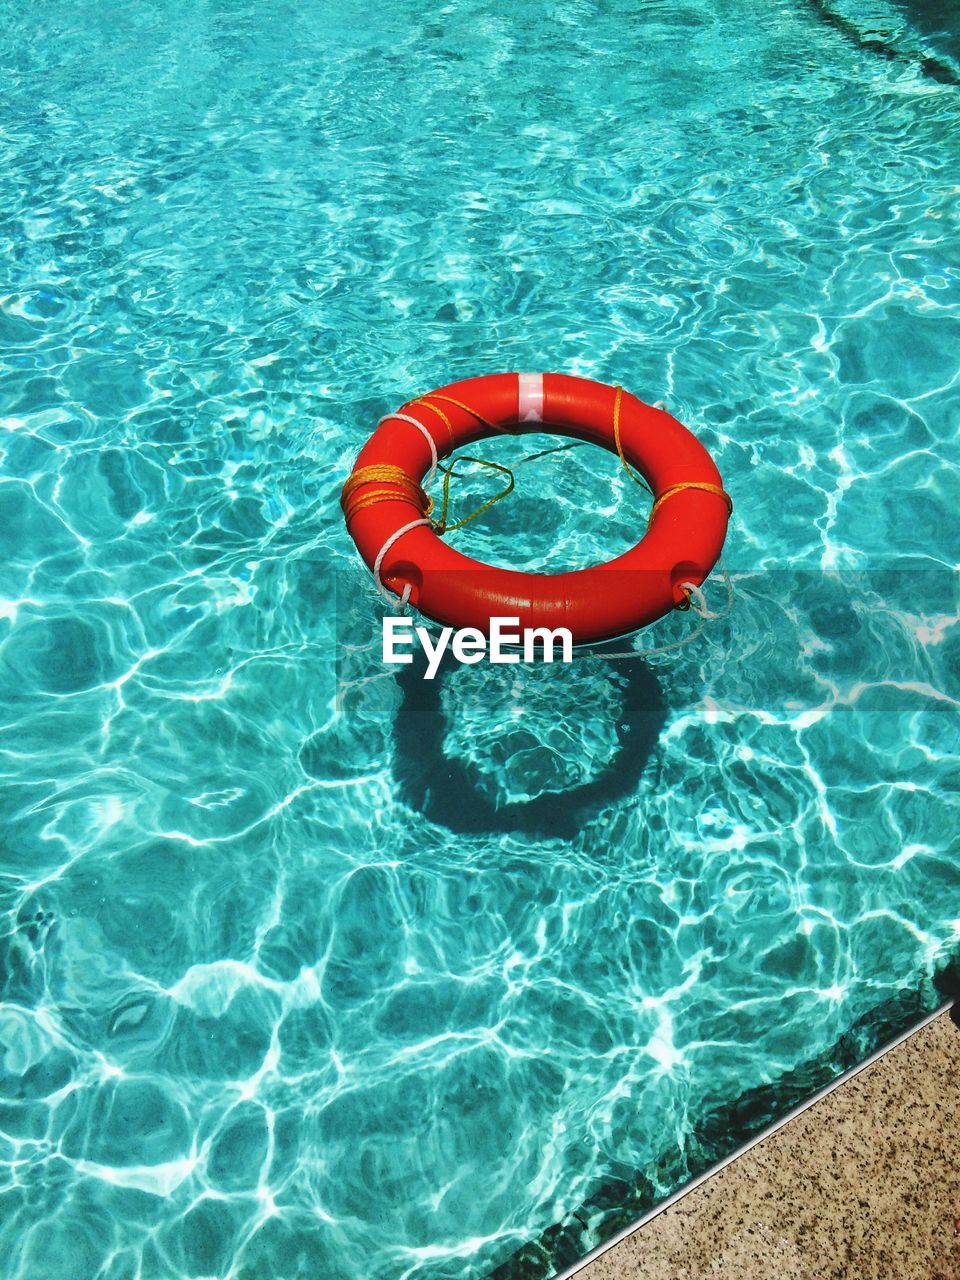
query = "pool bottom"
xmin=487 ymin=953 xmax=960 ymax=1280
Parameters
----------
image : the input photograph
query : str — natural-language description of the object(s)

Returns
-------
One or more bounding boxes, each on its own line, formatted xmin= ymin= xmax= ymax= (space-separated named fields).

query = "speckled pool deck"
xmin=575 ymin=1009 xmax=960 ymax=1280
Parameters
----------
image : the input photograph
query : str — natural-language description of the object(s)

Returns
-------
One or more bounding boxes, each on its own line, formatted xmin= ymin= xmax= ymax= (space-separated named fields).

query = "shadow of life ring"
xmin=393 ymin=650 xmax=667 ymax=839
xmin=341 ymin=372 xmax=732 ymax=645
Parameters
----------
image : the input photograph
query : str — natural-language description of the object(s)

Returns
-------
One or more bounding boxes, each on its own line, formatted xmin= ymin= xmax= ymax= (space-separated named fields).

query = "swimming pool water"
xmin=2 ymin=1 xmax=959 ymax=1277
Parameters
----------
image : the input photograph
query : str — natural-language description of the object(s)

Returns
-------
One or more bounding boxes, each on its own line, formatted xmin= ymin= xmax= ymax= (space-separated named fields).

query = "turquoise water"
xmin=2 ymin=1 xmax=959 ymax=1277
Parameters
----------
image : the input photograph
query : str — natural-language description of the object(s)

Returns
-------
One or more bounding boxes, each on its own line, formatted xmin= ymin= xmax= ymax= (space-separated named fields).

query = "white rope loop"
xmin=372 ymin=517 xmax=432 ymax=607
xmin=678 ymin=580 xmax=713 ymax=619
xmin=366 ymin=413 xmax=444 ymax=611
xmin=376 ymin=412 xmax=439 ymax=485
xmin=587 ymin=558 xmax=734 ymax=660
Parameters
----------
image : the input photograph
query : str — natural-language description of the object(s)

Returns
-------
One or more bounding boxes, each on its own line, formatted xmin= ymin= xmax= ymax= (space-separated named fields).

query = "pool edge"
xmin=550 ymin=998 xmax=955 ymax=1280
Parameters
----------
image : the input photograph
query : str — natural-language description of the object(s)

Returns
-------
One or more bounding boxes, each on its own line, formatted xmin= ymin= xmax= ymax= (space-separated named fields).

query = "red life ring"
xmin=341 ymin=372 xmax=731 ymax=645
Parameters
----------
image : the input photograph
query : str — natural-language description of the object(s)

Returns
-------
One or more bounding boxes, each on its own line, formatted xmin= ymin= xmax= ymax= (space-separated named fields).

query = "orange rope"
xmin=611 ymin=384 xmax=732 ymax=524
xmin=611 ymin=384 xmax=652 ymax=493
xmin=340 ymin=464 xmax=432 ymax=526
xmin=649 ymin=481 xmax=733 ymax=521
xmin=414 ymin=392 xmax=508 ymax=437
xmin=409 ymin=396 xmax=456 ymax=448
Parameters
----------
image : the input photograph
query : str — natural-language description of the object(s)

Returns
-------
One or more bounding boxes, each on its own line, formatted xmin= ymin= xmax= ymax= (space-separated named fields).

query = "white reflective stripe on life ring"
xmin=517 ymin=372 xmax=543 ymax=422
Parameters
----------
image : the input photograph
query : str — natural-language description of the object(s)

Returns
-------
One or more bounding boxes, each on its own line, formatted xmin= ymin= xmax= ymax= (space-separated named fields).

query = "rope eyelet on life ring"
xmin=341 ymin=372 xmax=731 ymax=646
